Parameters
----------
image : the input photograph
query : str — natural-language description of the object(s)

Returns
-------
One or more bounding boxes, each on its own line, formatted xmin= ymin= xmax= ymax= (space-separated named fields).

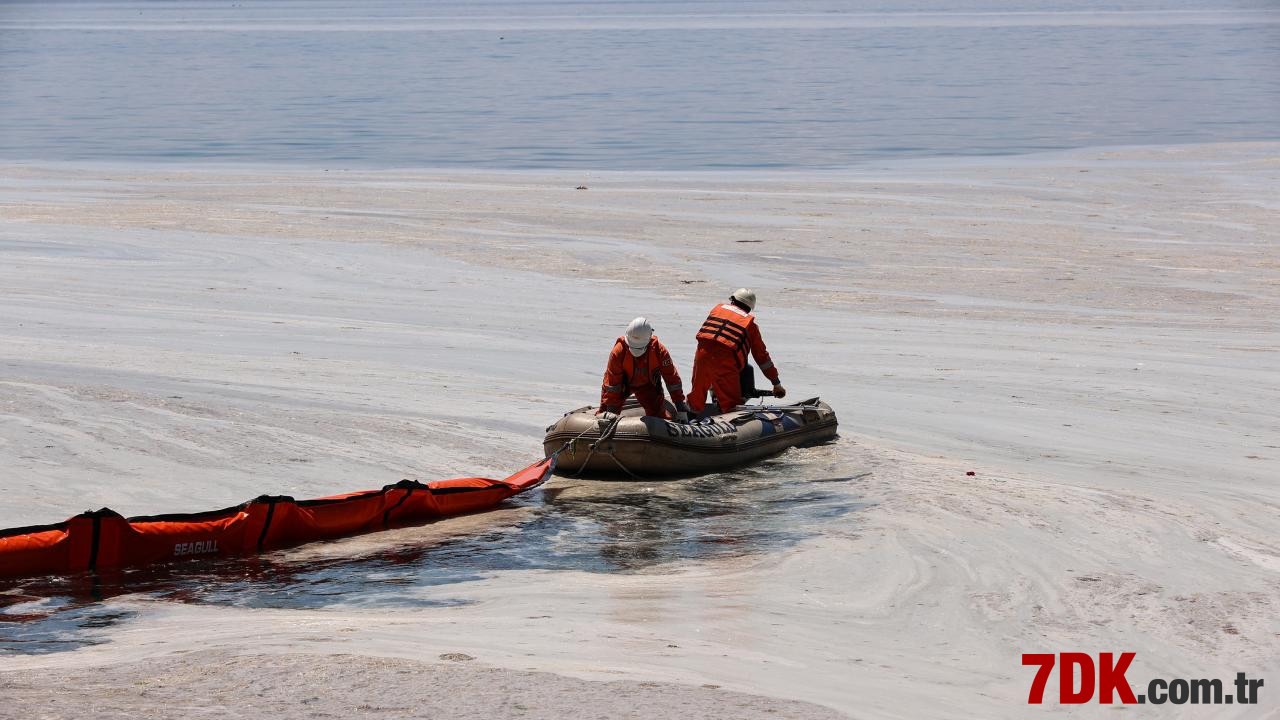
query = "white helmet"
xmin=624 ymin=316 xmax=653 ymax=356
xmin=731 ymin=287 xmax=756 ymax=311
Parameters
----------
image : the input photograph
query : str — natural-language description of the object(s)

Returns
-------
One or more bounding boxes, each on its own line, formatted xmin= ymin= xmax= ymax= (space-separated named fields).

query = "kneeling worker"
xmin=689 ymin=288 xmax=786 ymax=414
xmin=598 ymin=317 xmax=693 ymax=423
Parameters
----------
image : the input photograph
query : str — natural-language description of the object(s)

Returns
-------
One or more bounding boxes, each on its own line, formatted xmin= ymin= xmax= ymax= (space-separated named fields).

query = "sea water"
xmin=1 ymin=0 xmax=1277 ymax=169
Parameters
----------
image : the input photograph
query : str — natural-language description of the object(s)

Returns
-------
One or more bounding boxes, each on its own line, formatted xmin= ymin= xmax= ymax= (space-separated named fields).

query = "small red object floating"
xmin=966 ymin=471 xmax=976 ymax=476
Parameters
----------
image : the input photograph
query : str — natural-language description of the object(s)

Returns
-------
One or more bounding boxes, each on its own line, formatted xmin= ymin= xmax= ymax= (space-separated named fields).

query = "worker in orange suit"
xmin=598 ymin=317 xmax=693 ymax=423
xmin=688 ymin=288 xmax=786 ymax=415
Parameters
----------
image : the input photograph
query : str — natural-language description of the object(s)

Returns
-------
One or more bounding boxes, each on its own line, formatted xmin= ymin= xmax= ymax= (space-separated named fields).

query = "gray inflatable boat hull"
xmin=543 ymin=397 xmax=838 ymax=477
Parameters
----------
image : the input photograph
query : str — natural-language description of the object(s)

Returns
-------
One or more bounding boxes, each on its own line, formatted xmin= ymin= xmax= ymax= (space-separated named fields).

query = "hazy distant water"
xmin=1 ymin=0 xmax=1277 ymax=169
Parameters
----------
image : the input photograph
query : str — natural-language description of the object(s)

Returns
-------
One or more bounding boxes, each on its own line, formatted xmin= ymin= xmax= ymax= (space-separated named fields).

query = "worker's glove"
xmin=674 ymin=401 xmax=693 ymax=424
xmin=772 ymin=384 xmax=787 ymax=399
xmin=597 ymin=411 xmax=618 ymax=429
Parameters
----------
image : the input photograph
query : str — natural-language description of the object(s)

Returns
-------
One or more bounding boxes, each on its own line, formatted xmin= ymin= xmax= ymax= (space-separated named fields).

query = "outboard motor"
xmin=740 ymin=363 xmax=771 ymax=399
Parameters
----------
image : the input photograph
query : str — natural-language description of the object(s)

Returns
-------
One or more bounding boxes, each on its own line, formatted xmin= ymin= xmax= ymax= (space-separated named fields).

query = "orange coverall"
xmin=688 ymin=303 xmax=780 ymax=413
xmin=599 ymin=335 xmax=687 ymax=418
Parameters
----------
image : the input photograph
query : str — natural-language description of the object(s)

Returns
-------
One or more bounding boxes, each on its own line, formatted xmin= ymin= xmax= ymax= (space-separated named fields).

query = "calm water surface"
xmin=1 ymin=0 xmax=1277 ymax=168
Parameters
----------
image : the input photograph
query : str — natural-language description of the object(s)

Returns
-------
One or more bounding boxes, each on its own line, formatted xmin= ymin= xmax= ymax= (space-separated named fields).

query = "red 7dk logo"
xmin=1024 ymin=653 xmax=1137 ymax=704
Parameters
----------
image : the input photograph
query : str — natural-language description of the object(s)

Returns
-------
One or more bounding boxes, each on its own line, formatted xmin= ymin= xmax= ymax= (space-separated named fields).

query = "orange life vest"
xmin=696 ymin=303 xmax=755 ymax=364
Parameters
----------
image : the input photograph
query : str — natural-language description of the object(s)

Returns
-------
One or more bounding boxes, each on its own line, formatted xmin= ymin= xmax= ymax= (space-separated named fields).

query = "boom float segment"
xmin=0 ymin=458 xmax=553 ymax=580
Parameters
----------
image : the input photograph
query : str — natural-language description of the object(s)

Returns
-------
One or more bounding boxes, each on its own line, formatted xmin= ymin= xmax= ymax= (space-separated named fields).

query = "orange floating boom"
xmin=0 ymin=457 xmax=554 ymax=581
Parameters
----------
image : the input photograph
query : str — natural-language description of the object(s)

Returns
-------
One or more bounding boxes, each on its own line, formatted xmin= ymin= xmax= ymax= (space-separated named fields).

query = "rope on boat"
xmin=552 ymin=412 xmax=624 ymax=479
xmin=575 ymin=414 xmax=649 ymax=481
xmin=549 ymin=413 xmax=649 ymax=481
xmin=604 ymin=451 xmax=647 ymax=481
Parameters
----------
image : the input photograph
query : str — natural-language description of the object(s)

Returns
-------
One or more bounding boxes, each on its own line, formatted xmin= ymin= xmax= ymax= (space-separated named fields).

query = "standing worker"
xmin=688 ymin=288 xmax=786 ymax=414
xmin=598 ymin=317 xmax=693 ymax=423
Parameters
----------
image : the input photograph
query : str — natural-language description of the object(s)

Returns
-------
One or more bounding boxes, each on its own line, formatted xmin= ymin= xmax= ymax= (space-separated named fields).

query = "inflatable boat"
xmin=543 ymin=397 xmax=837 ymax=478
